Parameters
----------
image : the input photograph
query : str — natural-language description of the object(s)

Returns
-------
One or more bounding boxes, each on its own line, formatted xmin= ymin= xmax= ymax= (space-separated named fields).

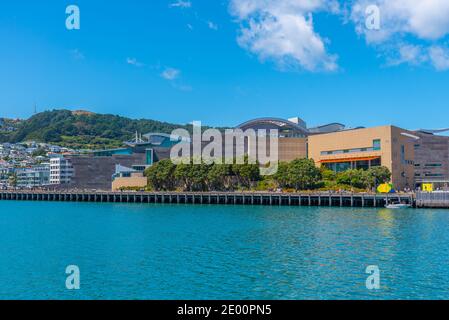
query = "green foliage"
xmin=146 ymin=159 xmax=261 ymax=192
xmin=320 ymin=168 xmax=337 ymax=181
xmin=32 ymin=148 xmax=47 ymax=157
xmin=207 ymin=164 xmax=232 ymax=191
xmin=144 ymin=159 xmax=177 ymax=191
xmin=174 ymin=161 xmax=211 ymax=192
xmin=144 ymin=157 xmax=391 ymax=193
xmin=272 ymin=160 xmax=391 ymax=192
xmin=336 ymin=169 xmax=367 ymax=189
xmin=174 ymin=163 xmax=193 ymax=191
xmin=273 ymin=158 xmax=322 ymax=191
xmin=273 ymin=162 xmax=290 ymax=188
xmin=0 ymin=110 xmax=197 ymax=149
xmin=119 ymin=186 xmax=146 ymax=192
xmin=232 ymin=157 xmax=260 ymax=190
xmin=320 ymin=166 xmax=391 ymax=191
xmin=365 ymin=166 xmax=391 ymax=189
xmin=8 ymin=173 xmax=17 ymax=187
xmin=288 ymin=159 xmax=322 ymax=191
xmin=254 ymin=178 xmax=278 ymax=191
xmin=189 ymin=163 xmax=211 ymax=192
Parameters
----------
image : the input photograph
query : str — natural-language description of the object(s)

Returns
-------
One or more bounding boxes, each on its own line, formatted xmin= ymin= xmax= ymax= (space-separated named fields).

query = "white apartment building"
xmin=49 ymin=156 xmax=74 ymax=185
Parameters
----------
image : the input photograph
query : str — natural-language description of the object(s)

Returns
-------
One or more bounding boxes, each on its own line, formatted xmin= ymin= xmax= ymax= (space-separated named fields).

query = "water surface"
xmin=1 ymin=201 xmax=448 ymax=299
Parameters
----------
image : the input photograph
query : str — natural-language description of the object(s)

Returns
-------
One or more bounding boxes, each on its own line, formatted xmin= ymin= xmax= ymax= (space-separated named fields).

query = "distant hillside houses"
xmin=0 ymin=118 xmax=18 ymax=133
xmin=0 ymin=138 xmax=82 ymax=189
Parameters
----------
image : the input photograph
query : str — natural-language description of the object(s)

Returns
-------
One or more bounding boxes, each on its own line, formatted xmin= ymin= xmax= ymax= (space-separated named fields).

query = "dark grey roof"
xmin=237 ymin=118 xmax=346 ymax=135
xmin=308 ymin=123 xmax=346 ymax=134
xmin=237 ymin=118 xmax=309 ymax=135
xmin=415 ymin=128 xmax=449 ymax=135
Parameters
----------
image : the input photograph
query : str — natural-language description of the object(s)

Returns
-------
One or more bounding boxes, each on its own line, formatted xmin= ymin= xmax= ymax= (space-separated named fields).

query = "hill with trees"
xmin=0 ymin=110 xmax=198 ymax=149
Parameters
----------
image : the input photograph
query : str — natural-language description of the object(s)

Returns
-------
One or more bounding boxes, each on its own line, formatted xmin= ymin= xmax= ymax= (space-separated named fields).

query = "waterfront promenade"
xmin=0 ymin=190 xmax=415 ymax=208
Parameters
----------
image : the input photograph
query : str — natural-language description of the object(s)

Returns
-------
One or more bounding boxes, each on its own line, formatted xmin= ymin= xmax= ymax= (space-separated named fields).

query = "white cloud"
xmin=207 ymin=21 xmax=218 ymax=30
xmin=161 ymin=68 xmax=181 ymax=80
xmin=126 ymin=57 xmax=145 ymax=67
xmin=230 ymin=0 xmax=340 ymax=72
xmin=229 ymin=0 xmax=449 ymax=71
xmin=169 ymin=1 xmax=191 ymax=9
xmin=429 ymin=46 xmax=449 ymax=71
xmin=160 ymin=67 xmax=192 ymax=91
xmin=386 ymin=44 xmax=427 ymax=66
xmin=350 ymin=0 xmax=449 ymax=70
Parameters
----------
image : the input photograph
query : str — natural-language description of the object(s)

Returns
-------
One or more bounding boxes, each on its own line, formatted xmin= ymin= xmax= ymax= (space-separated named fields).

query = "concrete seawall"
xmin=0 ymin=191 xmax=415 ymax=208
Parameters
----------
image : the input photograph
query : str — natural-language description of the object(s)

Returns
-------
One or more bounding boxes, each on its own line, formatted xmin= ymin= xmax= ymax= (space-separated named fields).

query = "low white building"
xmin=49 ymin=156 xmax=74 ymax=185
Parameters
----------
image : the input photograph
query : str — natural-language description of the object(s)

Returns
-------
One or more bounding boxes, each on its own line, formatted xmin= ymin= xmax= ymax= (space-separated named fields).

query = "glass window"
xmin=355 ymin=160 xmax=370 ymax=170
xmin=401 ymin=145 xmax=405 ymax=163
xmin=425 ymin=163 xmax=442 ymax=167
xmin=146 ymin=149 xmax=154 ymax=165
xmin=373 ymin=139 xmax=381 ymax=151
xmin=370 ymin=158 xmax=381 ymax=167
xmin=335 ymin=162 xmax=351 ymax=172
xmin=425 ymin=173 xmax=444 ymax=177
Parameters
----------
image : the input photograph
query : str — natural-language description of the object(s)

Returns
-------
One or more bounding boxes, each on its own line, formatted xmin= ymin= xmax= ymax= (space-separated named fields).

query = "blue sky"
xmin=1 ymin=0 xmax=449 ymax=130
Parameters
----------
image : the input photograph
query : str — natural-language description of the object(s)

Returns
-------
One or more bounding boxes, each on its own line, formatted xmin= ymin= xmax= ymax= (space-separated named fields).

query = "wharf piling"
xmin=0 ymin=191 xmax=416 ymax=208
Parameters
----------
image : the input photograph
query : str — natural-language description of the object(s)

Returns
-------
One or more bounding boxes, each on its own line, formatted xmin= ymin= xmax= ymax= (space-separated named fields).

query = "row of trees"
xmin=144 ymin=159 xmax=260 ymax=192
xmin=145 ymin=158 xmax=392 ymax=192
xmin=320 ymin=166 xmax=391 ymax=191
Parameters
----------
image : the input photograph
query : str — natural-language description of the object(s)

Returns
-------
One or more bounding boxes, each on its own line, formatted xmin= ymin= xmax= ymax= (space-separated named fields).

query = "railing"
xmin=416 ymin=192 xmax=449 ymax=208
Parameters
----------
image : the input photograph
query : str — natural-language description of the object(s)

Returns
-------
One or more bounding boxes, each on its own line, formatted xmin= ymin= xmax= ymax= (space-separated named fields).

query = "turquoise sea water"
xmin=1 ymin=201 xmax=449 ymax=300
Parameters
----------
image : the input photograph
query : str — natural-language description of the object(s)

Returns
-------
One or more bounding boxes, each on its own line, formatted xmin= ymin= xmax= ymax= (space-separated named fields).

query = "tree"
xmin=232 ymin=157 xmax=260 ymax=190
xmin=144 ymin=159 xmax=176 ymax=191
xmin=364 ymin=166 xmax=391 ymax=190
xmin=320 ymin=167 xmax=337 ymax=181
xmin=287 ymin=158 xmax=322 ymax=191
xmin=173 ymin=160 xmax=211 ymax=192
xmin=32 ymin=148 xmax=47 ymax=157
xmin=174 ymin=163 xmax=192 ymax=191
xmin=207 ymin=164 xmax=232 ymax=191
xmin=189 ymin=163 xmax=210 ymax=192
xmin=336 ymin=169 xmax=367 ymax=189
xmin=273 ymin=162 xmax=290 ymax=188
xmin=8 ymin=173 xmax=17 ymax=189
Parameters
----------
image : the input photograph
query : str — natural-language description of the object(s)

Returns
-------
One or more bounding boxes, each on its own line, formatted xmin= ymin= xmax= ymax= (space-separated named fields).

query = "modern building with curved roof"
xmin=236 ymin=117 xmax=348 ymax=136
xmin=235 ymin=116 xmax=350 ymax=162
xmin=237 ymin=118 xmax=309 ymax=138
xmin=236 ymin=116 xmax=449 ymax=190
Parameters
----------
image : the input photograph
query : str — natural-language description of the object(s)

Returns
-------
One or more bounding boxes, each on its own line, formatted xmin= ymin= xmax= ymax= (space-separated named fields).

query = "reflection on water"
xmin=1 ymin=201 xmax=449 ymax=300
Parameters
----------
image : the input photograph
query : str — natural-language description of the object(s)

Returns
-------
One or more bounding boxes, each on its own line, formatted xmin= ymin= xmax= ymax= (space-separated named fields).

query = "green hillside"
xmin=0 ymin=110 xmax=195 ymax=149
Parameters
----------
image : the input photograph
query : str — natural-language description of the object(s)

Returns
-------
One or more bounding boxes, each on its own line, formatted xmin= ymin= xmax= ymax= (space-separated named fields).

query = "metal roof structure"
xmin=236 ymin=118 xmax=346 ymax=136
xmin=236 ymin=118 xmax=309 ymax=136
xmin=415 ymin=128 xmax=449 ymax=135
